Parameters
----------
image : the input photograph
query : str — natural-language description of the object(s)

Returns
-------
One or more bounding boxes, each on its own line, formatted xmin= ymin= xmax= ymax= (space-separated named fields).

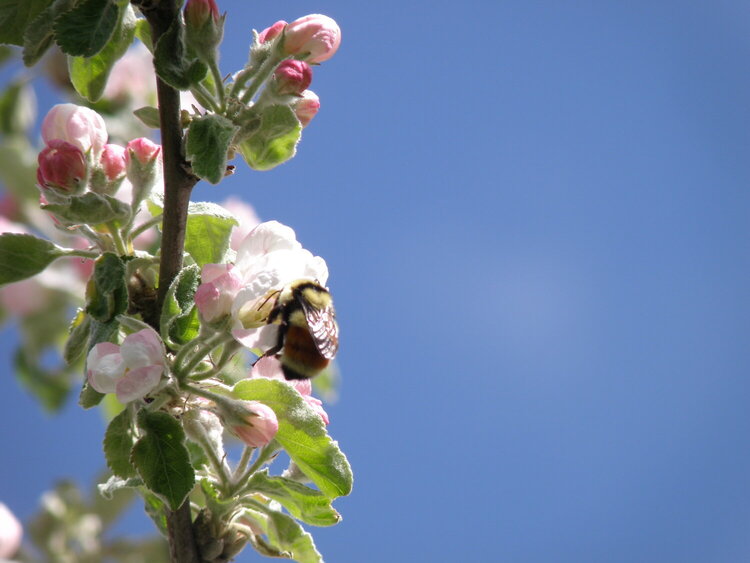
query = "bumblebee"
xmin=261 ymin=280 xmax=339 ymax=380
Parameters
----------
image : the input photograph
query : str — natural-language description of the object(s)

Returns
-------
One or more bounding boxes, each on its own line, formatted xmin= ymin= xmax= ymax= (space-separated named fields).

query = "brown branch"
xmin=132 ymin=1 xmax=201 ymax=561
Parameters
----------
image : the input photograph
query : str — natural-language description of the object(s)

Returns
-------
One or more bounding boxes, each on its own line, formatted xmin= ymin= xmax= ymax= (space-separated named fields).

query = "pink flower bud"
xmin=293 ymin=90 xmax=320 ymax=127
xmin=231 ymin=400 xmax=278 ymax=447
xmin=273 ymin=60 xmax=313 ymax=96
xmin=41 ymin=103 xmax=107 ymax=157
xmin=126 ymin=137 xmax=161 ymax=166
xmin=257 ymin=20 xmax=287 ymax=44
xmin=184 ymin=0 xmax=219 ymax=28
xmin=195 ymin=263 xmax=243 ymax=323
xmin=283 ymin=14 xmax=341 ymax=64
xmin=86 ymin=328 xmax=165 ymax=403
xmin=37 ymin=139 xmax=87 ymax=192
xmin=100 ymin=143 xmax=127 ymax=181
xmin=0 ymin=503 xmax=22 ymax=559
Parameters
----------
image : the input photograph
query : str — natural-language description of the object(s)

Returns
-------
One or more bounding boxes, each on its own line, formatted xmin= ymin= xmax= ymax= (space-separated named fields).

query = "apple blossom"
xmin=126 ymin=137 xmax=161 ymax=166
xmin=0 ymin=503 xmax=22 ymax=559
xmin=272 ymin=60 xmax=313 ymax=96
xmin=86 ymin=328 xmax=166 ymax=403
xmin=195 ymin=263 xmax=243 ymax=323
xmin=228 ymin=220 xmax=328 ymax=350
xmin=283 ymin=14 xmax=341 ymax=64
xmin=36 ymin=140 xmax=87 ymax=193
xmin=293 ymin=90 xmax=320 ymax=127
xmin=41 ymin=103 xmax=107 ymax=157
xmin=103 ymin=43 xmax=156 ymax=107
xmin=257 ymin=20 xmax=286 ymax=44
xmin=221 ymin=197 xmax=260 ymax=250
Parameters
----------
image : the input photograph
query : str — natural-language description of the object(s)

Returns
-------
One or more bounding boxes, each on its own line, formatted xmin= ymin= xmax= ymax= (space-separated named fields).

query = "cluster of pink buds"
xmin=36 ymin=104 xmax=162 ymax=205
xmin=256 ymin=14 xmax=341 ymax=128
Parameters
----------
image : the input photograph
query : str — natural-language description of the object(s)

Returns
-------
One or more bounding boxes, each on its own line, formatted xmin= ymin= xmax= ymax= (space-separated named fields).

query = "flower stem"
xmin=239 ymin=55 xmax=280 ymax=104
xmin=107 ymin=222 xmax=128 ymax=255
xmin=209 ymin=60 xmax=227 ymax=111
xmin=129 ymin=213 xmax=163 ymax=242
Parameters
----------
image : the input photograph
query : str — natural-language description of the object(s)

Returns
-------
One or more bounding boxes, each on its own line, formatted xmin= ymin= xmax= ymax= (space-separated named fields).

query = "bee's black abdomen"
xmin=281 ymin=363 xmax=311 ymax=380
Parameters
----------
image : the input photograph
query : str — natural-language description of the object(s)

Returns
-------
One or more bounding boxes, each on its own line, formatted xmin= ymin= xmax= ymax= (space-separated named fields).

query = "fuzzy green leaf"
xmin=153 ymin=17 xmax=206 ymax=90
xmin=131 ymin=410 xmax=195 ymax=511
xmin=64 ymin=310 xmax=91 ymax=365
xmin=234 ymin=379 xmax=353 ymax=498
xmin=68 ymin=3 xmax=136 ymax=101
xmin=260 ymin=509 xmax=323 ymax=563
xmin=0 ymin=0 xmax=50 ymax=46
xmin=246 ymin=470 xmax=341 ymax=527
xmin=54 ymin=0 xmax=118 ymax=57
xmin=186 ymin=114 xmax=238 ymax=184
xmin=21 ymin=0 xmax=75 ymax=66
xmin=184 ymin=201 xmax=237 ymax=267
xmin=86 ymin=253 xmax=127 ymax=323
xmin=104 ymin=408 xmax=137 ymax=478
xmin=160 ymin=264 xmax=200 ymax=347
xmin=0 ymin=233 xmax=63 ymax=286
xmin=42 ymin=192 xmax=131 ymax=226
xmin=237 ymin=105 xmax=301 ymax=171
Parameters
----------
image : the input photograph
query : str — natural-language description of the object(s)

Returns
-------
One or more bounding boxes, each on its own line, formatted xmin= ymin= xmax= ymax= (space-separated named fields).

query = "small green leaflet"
xmin=237 ymin=105 xmax=301 ymax=171
xmin=160 ymin=264 xmax=200 ymax=348
xmin=104 ymin=408 xmax=137 ymax=478
xmin=0 ymin=233 xmax=63 ymax=286
xmin=186 ymin=114 xmax=239 ymax=184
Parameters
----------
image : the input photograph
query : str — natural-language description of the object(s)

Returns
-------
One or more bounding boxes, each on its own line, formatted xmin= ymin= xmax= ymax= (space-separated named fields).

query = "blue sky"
xmin=2 ymin=1 xmax=750 ymax=561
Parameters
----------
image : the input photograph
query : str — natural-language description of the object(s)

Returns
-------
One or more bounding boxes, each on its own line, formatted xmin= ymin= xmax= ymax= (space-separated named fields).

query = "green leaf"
xmin=54 ymin=0 xmax=118 ymax=57
xmin=68 ymin=3 xmax=136 ymax=101
xmin=0 ymin=80 xmax=35 ymax=134
xmin=160 ymin=264 xmax=200 ymax=347
xmin=246 ymin=470 xmax=341 ymax=527
xmin=0 ymin=233 xmax=63 ymax=286
xmin=86 ymin=253 xmax=127 ymax=323
xmin=22 ymin=0 xmax=75 ymax=66
xmin=143 ymin=491 xmax=168 ymax=537
xmin=63 ymin=310 xmax=91 ymax=365
xmin=0 ymin=0 xmax=50 ymax=46
xmin=234 ymin=379 xmax=353 ymax=498
xmin=153 ymin=17 xmax=206 ymax=90
xmin=134 ymin=18 xmax=152 ymax=52
xmin=259 ymin=509 xmax=323 ymax=563
xmin=42 ymin=192 xmax=131 ymax=226
xmin=186 ymin=114 xmax=238 ymax=184
xmin=184 ymin=201 xmax=237 ymax=267
xmin=104 ymin=408 xmax=138 ymax=478
xmin=133 ymin=106 xmax=160 ymax=128
xmin=79 ymin=381 xmax=105 ymax=409
xmin=131 ymin=410 xmax=195 ymax=511
xmin=14 ymin=348 xmax=70 ymax=412
xmin=237 ymin=105 xmax=301 ymax=171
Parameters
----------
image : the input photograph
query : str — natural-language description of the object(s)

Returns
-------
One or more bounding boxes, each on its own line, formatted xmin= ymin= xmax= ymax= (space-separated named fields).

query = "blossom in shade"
xmin=99 ymin=143 xmax=127 ymax=181
xmin=86 ymin=327 xmax=166 ymax=403
xmin=103 ymin=43 xmax=156 ymax=107
xmin=293 ymin=90 xmax=320 ymax=127
xmin=257 ymin=20 xmax=287 ymax=44
xmin=0 ymin=503 xmax=22 ymax=559
xmin=251 ymin=356 xmax=329 ymax=425
xmin=283 ymin=14 xmax=341 ymax=64
xmin=273 ymin=60 xmax=313 ymax=96
xmin=231 ymin=400 xmax=279 ymax=447
xmin=228 ymin=220 xmax=328 ymax=350
xmin=195 ymin=263 xmax=244 ymax=323
xmin=41 ymin=103 xmax=107 ymax=157
xmin=36 ymin=140 xmax=87 ymax=192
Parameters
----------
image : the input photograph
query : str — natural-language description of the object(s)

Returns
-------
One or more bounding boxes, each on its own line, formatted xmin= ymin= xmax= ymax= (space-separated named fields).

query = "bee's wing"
xmin=298 ymin=298 xmax=339 ymax=359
